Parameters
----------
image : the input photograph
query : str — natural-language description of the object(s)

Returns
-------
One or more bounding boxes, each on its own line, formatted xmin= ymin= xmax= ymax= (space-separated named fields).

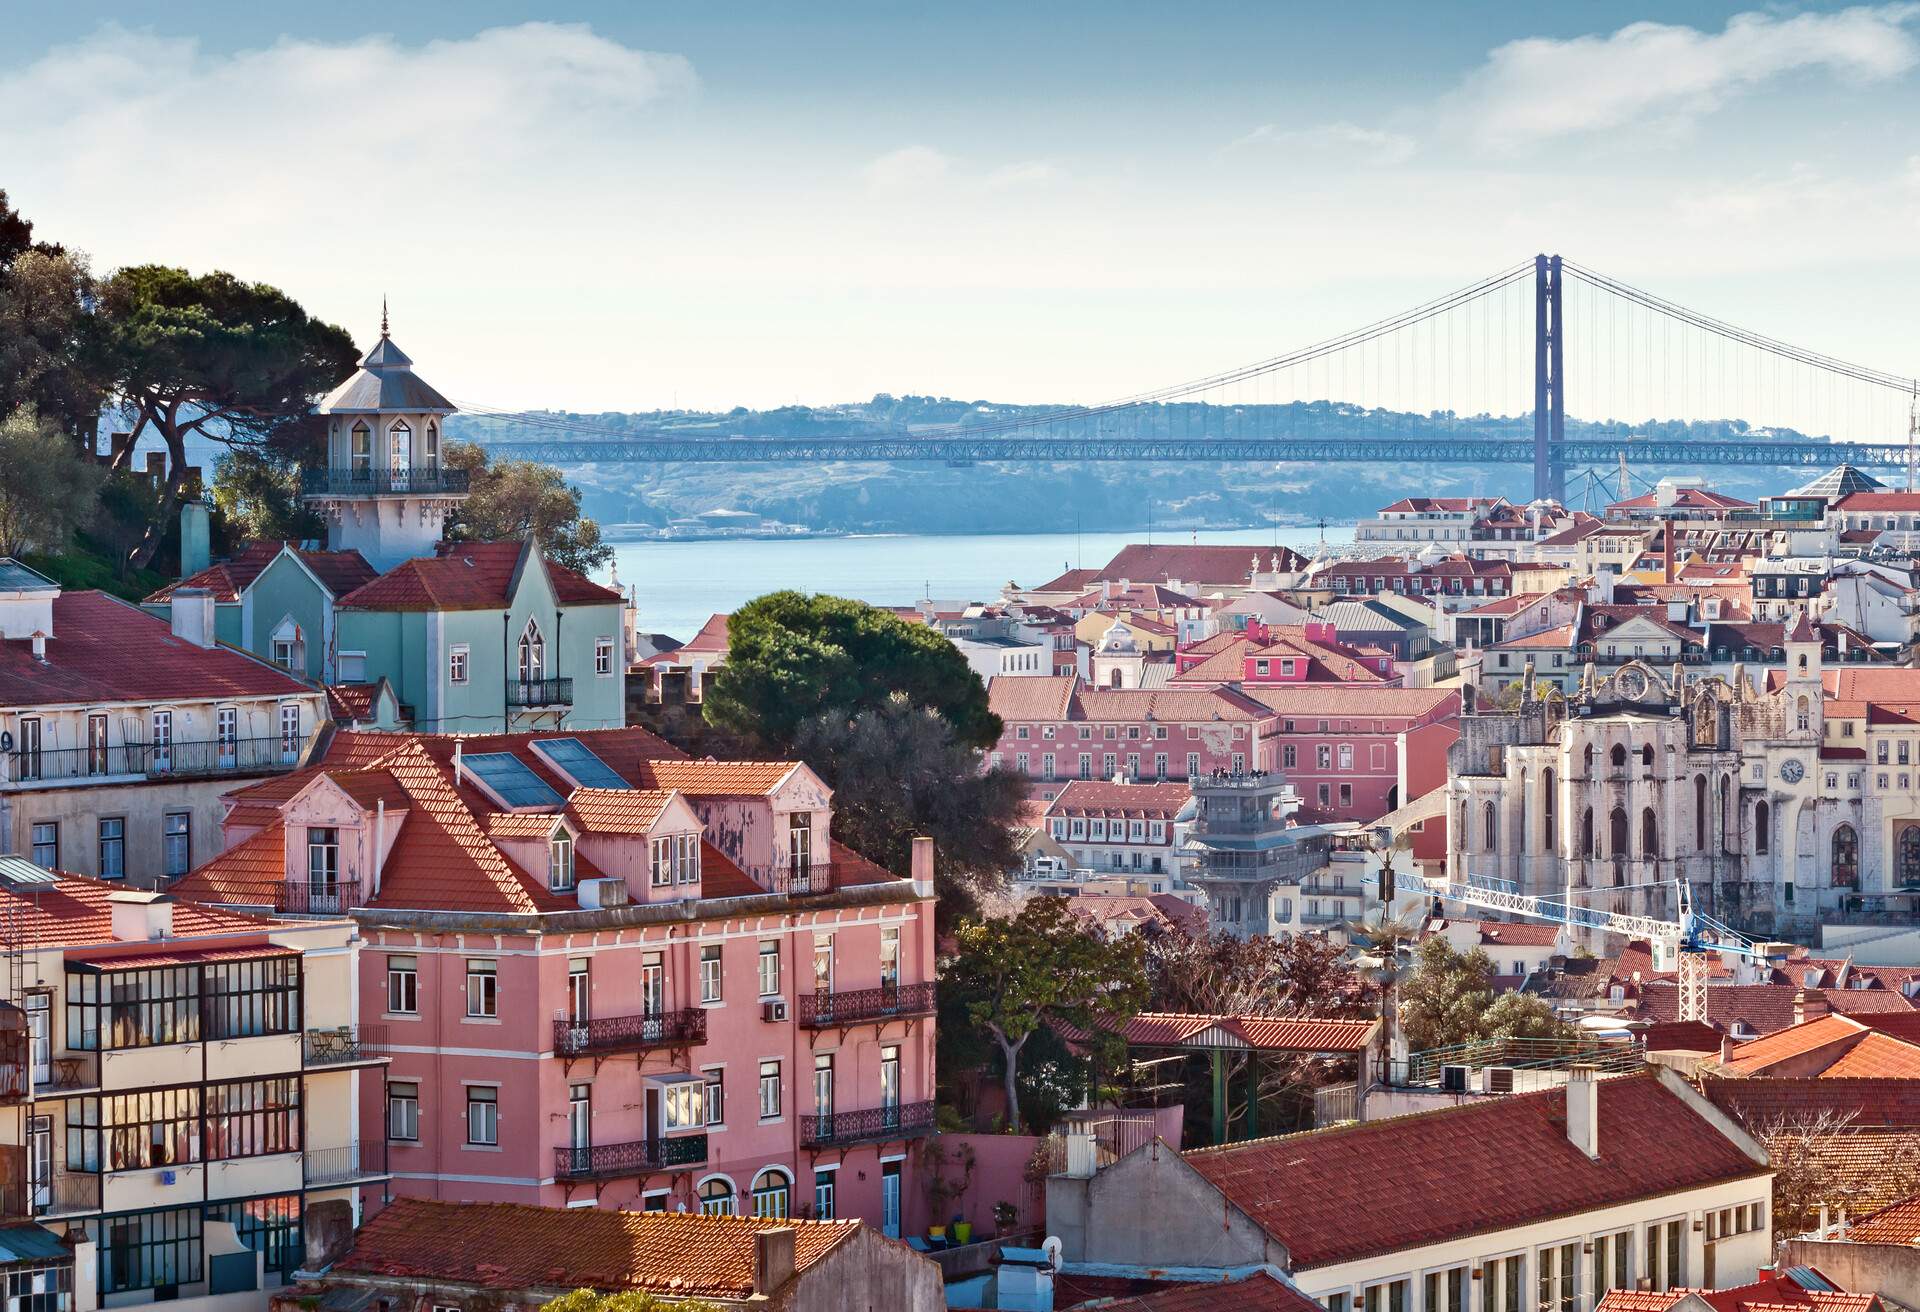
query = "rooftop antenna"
xmin=381 ymin=295 xmax=389 ymax=337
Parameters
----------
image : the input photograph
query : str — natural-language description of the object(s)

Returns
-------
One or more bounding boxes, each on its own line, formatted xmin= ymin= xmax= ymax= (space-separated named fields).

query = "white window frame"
xmin=448 ymin=644 xmax=469 ymax=684
xmin=595 ymin=636 xmax=615 ymax=676
xmin=387 ymin=955 xmax=418 ymax=1014
xmin=465 ymin=959 xmax=498 ymax=1018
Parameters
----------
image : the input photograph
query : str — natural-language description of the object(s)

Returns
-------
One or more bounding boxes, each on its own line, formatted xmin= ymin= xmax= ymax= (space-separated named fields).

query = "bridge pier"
xmin=1534 ymin=254 xmax=1567 ymax=504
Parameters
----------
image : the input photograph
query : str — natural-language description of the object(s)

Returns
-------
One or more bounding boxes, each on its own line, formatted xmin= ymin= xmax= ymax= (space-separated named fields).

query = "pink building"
xmin=171 ymin=727 xmax=935 ymax=1234
xmin=986 ymin=677 xmax=1270 ymax=792
xmin=1170 ymin=619 xmax=1397 ymax=685
xmin=1242 ymin=685 xmax=1460 ymax=822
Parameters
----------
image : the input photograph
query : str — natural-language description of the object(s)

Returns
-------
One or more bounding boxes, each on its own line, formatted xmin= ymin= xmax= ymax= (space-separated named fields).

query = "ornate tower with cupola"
xmin=302 ymin=309 xmax=467 ymax=572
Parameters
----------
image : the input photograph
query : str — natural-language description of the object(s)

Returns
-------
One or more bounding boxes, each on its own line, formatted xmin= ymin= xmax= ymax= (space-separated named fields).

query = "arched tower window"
xmin=350 ymin=421 xmax=372 ymax=475
xmin=1720 ymin=776 xmax=1731 ymax=852
xmin=425 ymin=420 xmax=440 ymax=470
xmin=1516 ymin=769 xmax=1528 ymax=855
xmin=1580 ymin=807 xmax=1594 ymax=857
xmin=1610 ymin=743 xmax=1627 ymax=768
xmin=1694 ymin=775 xmax=1708 ymax=850
xmin=1640 ymin=743 xmax=1654 ymax=769
xmin=388 ymin=418 xmax=412 ymax=473
xmin=1641 ymin=807 xmax=1658 ymax=857
xmin=1832 ymin=824 xmax=1859 ymax=890
xmin=1542 ymin=769 xmax=1557 ymax=850
xmin=1797 ymin=695 xmax=1811 ymax=732
xmin=1583 ymin=744 xmax=1595 ymax=774
xmin=1754 ymin=801 xmax=1770 ymax=855
xmin=1900 ymin=825 xmax=1920 ymax=889
xmin=1483 ymin=801 xmax=1498 ymax=852
xmin=518 ymin=618 xmax=546 ymax=686
xmin=1609 ymin=807 xmax=1628 ymax=857
xmin=1108 ymin=668 xmax=1122 ymax=688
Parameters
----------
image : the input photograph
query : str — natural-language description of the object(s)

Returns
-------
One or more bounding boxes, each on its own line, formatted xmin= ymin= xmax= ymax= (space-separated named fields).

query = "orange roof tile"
xmin=1071 ymin=1271 xmax=1325 ymax=1312
xmin=1720 ymin=1015 xmax=1870 ymax=1074
xmin=337 ymin=541 xmax=619 ymax=612
xmin=1 ymin=871 xmax=279 ymax=948
xmin=1849 ymin=1191 xmax=1920 ymax=1243
xmin=633 ymin=761 xmax=799 ymax=796
xmin=334 ymin=1197 xmax=858 ymax=1300
xmin=564 ymin=788 xmax=678 ymax=834
xmin=1820 ymin=1032 xmax=1920 ymax=1078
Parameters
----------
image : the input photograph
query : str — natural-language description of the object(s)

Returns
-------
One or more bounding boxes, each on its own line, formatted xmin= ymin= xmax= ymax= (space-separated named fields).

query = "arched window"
xmin=1516 ymin=769 xmax=1528 ymax=855
xmin=425 ymin=420 xmax=440 ymax=471
xmin=518 ymin=618 xmax=546 ymax=685
xmin=1832 ymin=824 xmax=1859 ymax=890
xmin=1108 ymin=668 xmax=1123 ymax=688
xmin=1641 ymin=807 xmax=1658 ymax=856
xmin=1483 ymin=801 xmax=1498 ymax=852
xmin=1900 ymin=825 xmax=1920 ymax=890
xmin=388 ymin=418 xmax=412 ymax=473
xmin=1641 ymin=743 xmax=1654 ymax=769
xmin=1609 ymin=807 xmax=1628 ymax=858
xmin=1694 ymin=775 xmax=1708 ymax=850
xmin=1460 ymin=802 xmax=1470 ymax=847
xmin=1754 ymin=801 xmax=1770 ymax=855
xmin=751 ymin=1168 xmax=791 ymax=1219
xmin=350 ymin=421 xmax=372 ymax=475
xmin=1797 ymin=695 xmax=1811 ymax=732
xmin=1610 ymin=743 xmax=1628 ymax=768
xmin=1584 ymin=744 xmax=1595 ymax=774
xmin=1720 ymin=776 xmax=1731 ymax=853
xmin=698 ymin=1177 xmax=735 ymax=1216
xmin=1580 ymin=807 xmax=1594 ymax=857
xmin=1542 ymin=769 xmax=1557 ymax=850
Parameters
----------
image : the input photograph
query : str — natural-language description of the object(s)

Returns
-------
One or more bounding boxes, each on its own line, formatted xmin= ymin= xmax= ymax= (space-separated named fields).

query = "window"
xmin=813 ymin=1168 xmax=837 ymax=1220
xmin=698 ymin=1178 xmax=735 ymax=1216
xmin=701 ymin=944 xmax=722 ymax=1003
xmin=204 ymin=957 xmax=299 ymax=1039
xmin=30 ymin=823 xmax=55 ymax=868
xmin=466 ymin=1086 xmax=499 ymax=1145
xmin=97 ymin=819 xmax=124 ymax=880
xmin=758 ymin=942 xmax=780 ymax=997
xmin=1647 ymin=1219 xmax=1684 ymax=1290
xmin=4 ymin=1257 xmax=71 ymax=1312
xmin=448 ymin=644 xmax=469 ymax=683
xmin=271 ymin=638 xmax=295 ymax=669
xmin=425 ymin=421 xmax=441 ymax=470
xmin=1283 ymin=744 xmax=1297 ymax=769
xmin=663 ymin=1079 xmax=704 ymax=1130
xmin=204 ymin=1077 xmax=301 ymax=1160
xmin=1363 ymin=1280 xmax=1407 ymax=1312
xmin=1592 ymin=1230 xmax=1632 ymax=1304
xmin=595 ymin=637 xmax=615 ymax=676
xmin=350 ymin=421 xmax=372 ymax=474
xmin=82 ymin=1206 xmax=201 ymax=1295
xmin=751 ymin=1168 xmax=791 ymax=1219
xmin=517 ymin=618 xmax=546 ymax=687
xmin=387 ymin=956 xmax=418 ymax=1014
xmin=1611 ymin=743 xmax=1627 ymax=768
xmin=1755 ymin=801 xmax=1771 ymax=855
xmin=1339 ymin=784 xmax=1352 ymax=808
xmin=1423 ymin=1268 xmax=1467 ymax=1312
xmin=1481 ymin=1256 xmax=1523 ymax=1312
xmin=388 ymin=418 xmax=411 ymax=469
xmin=1483 ymin=802 xmax=1497 ymax=850
xmin=567 ymin=959 xmax=589 ymax=1022
xmin=759 ymin=1060 xmax=782 ymax=1118
xmin=465 ymin=960 xmax=497 ymax=1018
xmin=150 ymin=710 xmax=171 ymax=771
xmin=66 ymin=966 xmax=200 ymax=1050
xmin=279 ymin=703 xmax=302 ymax=759
xmin=388 ymin=1080 xmax=420 ymax=1141
xmin=703 ymin=1068 xmax=725 ymax=1126
xmin=1338 ymin=744 xmax=1354 ymax=770
xmin=549 ymin=828 xmax=575 ymax=891
xmin=1537 ymin=1242 xmax=1577 ymax=1312
xmin=1186 ymin=752 xmax=1200 ymax=777
xmin=1317 ymin=745 xmax=1333 ymax=770
xmin=306 ymin=827 xmax=339 ymax=890
xmin=881 ymin=927 xmax=900 ymax=990
xmin=216 ymin=707 xmax=237 ymax=763
xmin=1641 ymin=807 xmax=1658 ymax=855
xmin=1833 ymin=824 xmax=1860 ymax=890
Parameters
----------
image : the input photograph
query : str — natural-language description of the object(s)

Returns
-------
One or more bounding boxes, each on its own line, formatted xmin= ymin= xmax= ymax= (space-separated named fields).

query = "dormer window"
xmin=548 ymin=827 xmax=575 ymax=891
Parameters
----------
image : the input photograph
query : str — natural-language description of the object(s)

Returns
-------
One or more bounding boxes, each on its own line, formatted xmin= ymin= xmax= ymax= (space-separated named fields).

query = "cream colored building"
xmin=0 ymin=864 xmax=378 ymax=1312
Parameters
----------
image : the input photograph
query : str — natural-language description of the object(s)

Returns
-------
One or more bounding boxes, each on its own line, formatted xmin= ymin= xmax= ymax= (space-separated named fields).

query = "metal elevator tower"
xmin=1533 ymin=254 xmax=1566 ymax=504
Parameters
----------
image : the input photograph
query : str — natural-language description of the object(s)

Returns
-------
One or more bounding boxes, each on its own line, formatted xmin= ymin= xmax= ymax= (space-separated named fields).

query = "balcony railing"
xmin=303 ymin=1025 xmax=390 ymax=1066
xmin=797 ymin=982 xmax=936 ymax=1029
xmin=272 ymin=880 xmax=363 ymax=916
xmin=800 ymin=1100 xmax=936 ymax=1149
xmin=304 ymin=1142 xmax=389 ymax=1187
xmin=553 ymin=1133 xmax=708 ymax=1181
xmin=301 ymin=467 xmax=471 ymax=497
xmin=35 ymin=1171 xmax=102 ymax=1218
xmin=507 ymin=678 xmax=574 ymax=708
xmin=6 ymin=737 xmax=302 ymax=787
xmin=552 ymin=1008 xmax=706 ymax=1058
xmin=745 ymin=861 xmax=862 ymax=896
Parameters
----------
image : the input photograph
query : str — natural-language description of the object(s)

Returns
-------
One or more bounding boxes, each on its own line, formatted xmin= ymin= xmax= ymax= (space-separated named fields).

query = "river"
xmin=607 ymin=525 xmax=1354 ymax=642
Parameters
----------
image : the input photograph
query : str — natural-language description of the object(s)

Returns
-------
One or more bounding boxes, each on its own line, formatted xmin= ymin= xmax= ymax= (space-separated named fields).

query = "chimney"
xmin=1793 ymin=987 xmax=1829 ymax=1026
xmin=108 ymin=891 xmax=174 ymax=942
xmin=372 ymin=799 xmax=386 ymax=897
xmin=453 ymin=739 xmax=465 ymax=788
xmin=754 ymin=1227 xmax=796 ymax=1297
xmin=179 ymin=498 xmax=211 ymax=579
xmin=29 ymin=632 xmax=46 ymax=662
xmin=168 ymin=587 xmax=216 ymax=649
xmin=1566 ymin=1064 xmax=1600 ymax=1158
xmin=911 ymin=835 xmax=935 ymax=892
xmin=1719 ymin=1034 xmax=1735 ymax=1066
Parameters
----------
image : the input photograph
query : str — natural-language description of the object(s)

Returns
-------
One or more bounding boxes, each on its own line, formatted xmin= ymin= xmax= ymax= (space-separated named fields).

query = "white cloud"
xmin=1451 ymin=4 xmax=1920 ymax=151
xmin=865 ymin=145 xmax=953 ymax=192
xmin=984 ymin=160 xmax=1062 ymax=189
xmin=1227 ymin=121 xmax=1416 ymax=165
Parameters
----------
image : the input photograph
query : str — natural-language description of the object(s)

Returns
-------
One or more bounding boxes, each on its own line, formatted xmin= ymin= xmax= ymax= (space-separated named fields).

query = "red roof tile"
xmin=1703 ymin=1076 xmax=1920 ymax=1129
xmin=335 ymin=1196 xmax=858 ymax=1300
xmin=0 ymin=591 xmax=314 ymax=705
xmin=1100 ymin=544 xmax=1305 ymax=587
xmin=1069 ymin=1271 xmax=1324 ymax=1312
xmin=633 ymin=760 xmax=799 ymax=796
xmin=564 ymin=788 xmax=678 ymax=834
xmin=324 ymin=683 xmax=379 ymax=721
xmin=145 ymin=541 xmax=377 ymax=603
xmin=337 ymin=541 xmax=619 ymax=611
xmin=2 ymin=871 xmax=278 ymax=948
xmin=1849 ymin=1191 xmax=1920 ymax=1243
xmin=1045 ymin=781 xmax=1192 ymax=818
xmin=1185 ymin=1071 xmax=1765 ymax=1270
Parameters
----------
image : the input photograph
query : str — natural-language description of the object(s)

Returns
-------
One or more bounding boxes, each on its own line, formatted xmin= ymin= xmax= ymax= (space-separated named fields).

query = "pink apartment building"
xmin=1170 ymin=619 xmax=1398 ymax=685
xmin=171 ymin=727 xmax=936 ymax=1234
xmin=1243 ymin=685 xmax=1460 ymax=822
xmin=986 ymin=677 xmax=1270 ymax=794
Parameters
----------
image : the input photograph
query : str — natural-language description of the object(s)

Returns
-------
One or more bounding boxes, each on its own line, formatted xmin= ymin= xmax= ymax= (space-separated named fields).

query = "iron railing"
xmin=301 ymin=467 xmax=471 ymax=497
xmin=35 ymin=1171 xmax=102 ymax=1218
xmin=797 ymin=982 xmax=935 ymax=1029
xmin=553 ymin=1133 xmax=708 ymax=1181
xmin=744 ymin=862 xmax=861 ymax=896
xmin=6 ymin=737 xmax=302 ymax=787
xmin=800 ymin=1100 xmax=935 ymax=1148
xmin=507 ymin=678 xmax=574 ymax=708
xmin=303 ymin=1025 xmax=390 ymax=1066
xmin=552 ymin=1008 xmax=706 ymax=1058
xmin=1398 ymin=1036 xmax=1646 ymax=1086
xmin=273 ymin=880 xmax=363 ymax=916
xmin=304 ymin=1142 xmax=389 ymax=1187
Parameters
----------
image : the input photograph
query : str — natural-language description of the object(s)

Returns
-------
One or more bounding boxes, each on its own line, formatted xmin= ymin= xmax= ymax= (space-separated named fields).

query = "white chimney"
xmin=108 ymin=890 xmax=174 ymax=942
xmin=29 ymin=632 xmax=46 ymax=661
xmin=453 ymin=739 xmax=464 ymax=788
xmin=169 ymin=587 xmax=216 ymax=649
xmin=910 ymin=835 xmax=935 ymax=894
xmin=1566 ymin=1064 xmax=1600 ymax=1158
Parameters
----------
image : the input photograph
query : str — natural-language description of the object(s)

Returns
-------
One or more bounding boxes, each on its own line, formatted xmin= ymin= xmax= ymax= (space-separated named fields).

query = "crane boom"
xmin=1402 ymin=872 xmax=1684 ymax=968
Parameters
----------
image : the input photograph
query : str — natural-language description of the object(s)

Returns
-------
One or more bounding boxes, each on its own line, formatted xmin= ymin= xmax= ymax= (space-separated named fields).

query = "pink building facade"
xmin=1243 ymin=685 xmax=1461 ymax=823
xmin=173 ymin=728 xmax=936 ymax=1234
xmin=985 ymin=678 xmax=1271 ymax=790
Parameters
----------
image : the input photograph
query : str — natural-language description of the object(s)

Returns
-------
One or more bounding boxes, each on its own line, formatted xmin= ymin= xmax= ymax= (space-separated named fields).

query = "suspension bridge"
xmin=467 ymin=255 xmax=1920 ymax=503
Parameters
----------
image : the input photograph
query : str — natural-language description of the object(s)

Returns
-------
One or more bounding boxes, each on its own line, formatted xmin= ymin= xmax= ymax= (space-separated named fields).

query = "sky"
xmin=4 ymin=2 xmax=1919 ymax=415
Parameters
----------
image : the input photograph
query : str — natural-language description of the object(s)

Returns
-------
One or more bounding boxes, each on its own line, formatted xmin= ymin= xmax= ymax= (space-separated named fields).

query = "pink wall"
xmin=995 ymin=720 xmax=1261 ymax=782
xmin=1260 ymin=692 xmax=1460 ymax=823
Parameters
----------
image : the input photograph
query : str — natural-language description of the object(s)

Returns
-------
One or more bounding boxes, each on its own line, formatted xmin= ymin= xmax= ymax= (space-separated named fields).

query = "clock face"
xmin=1780 ymin=758 xmax=1806 ymax=784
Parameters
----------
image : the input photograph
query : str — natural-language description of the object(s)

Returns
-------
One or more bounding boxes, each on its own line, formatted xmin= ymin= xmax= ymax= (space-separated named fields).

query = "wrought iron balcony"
xmin=744 ymin=861 xmax=863 ymax=896
xmin=6 ymin=737 xmax=303 ymax=788
xmin=304 ymin=1142 xmax=389 ymax=1187
xmin=274 ymin=880 xmax=363 ymax=916
xmin=304 ymin=1025 xmax=390 ymax=1066
xmin=797 ymin=982 xmax=936 ymax=1029
xmin=552 ymin=1008 xmax=706 ymax=1058
xmin=800 ymin=1100 xmax=936 ymax=1149
xmin=34 ymin=1171 xmax=101 ymax=1218
xmin=553 ymin=1133 xmax=708 ymax=1181
xmin=508 ymin=678 xmax=574 ymax=708
xmin=301 ymin=467 xmax=471 ymax=497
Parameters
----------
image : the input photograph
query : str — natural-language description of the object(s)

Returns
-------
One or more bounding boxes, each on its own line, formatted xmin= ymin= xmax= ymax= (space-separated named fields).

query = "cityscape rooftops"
xmin=144 ymin=540 xmax=379 ymax=603
xmin=335 ymin=539 xmax=621 ymax=611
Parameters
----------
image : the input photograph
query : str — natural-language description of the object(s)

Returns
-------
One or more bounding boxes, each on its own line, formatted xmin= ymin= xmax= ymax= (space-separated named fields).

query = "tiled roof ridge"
xmin=372 ymin=740 xmax=540 ymax=912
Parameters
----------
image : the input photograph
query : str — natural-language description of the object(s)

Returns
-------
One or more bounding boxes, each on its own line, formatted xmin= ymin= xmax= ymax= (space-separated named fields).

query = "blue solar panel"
xmin=462 ymin=752 xmax=564 ymax=809
xmin=532 ymin=737 xmax=628 ymax=789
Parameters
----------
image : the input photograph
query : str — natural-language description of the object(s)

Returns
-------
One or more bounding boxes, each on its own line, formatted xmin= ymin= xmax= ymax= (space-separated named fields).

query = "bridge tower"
xmin=1532 ymin=254 xmax=1566 ymax=504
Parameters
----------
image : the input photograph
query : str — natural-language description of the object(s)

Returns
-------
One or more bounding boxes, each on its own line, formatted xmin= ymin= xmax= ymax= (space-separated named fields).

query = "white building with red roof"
xmin=1039 ymin=780 xmax=1196 ymax=893
xmin=1 ymin=563 xmax=326 ymax=884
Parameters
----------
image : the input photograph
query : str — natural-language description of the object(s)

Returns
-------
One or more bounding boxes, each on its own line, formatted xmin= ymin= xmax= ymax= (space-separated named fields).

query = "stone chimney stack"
xmin=754 ymin=1228 xmax=796 ymax=1297
xmin=1566 ymin=1064 xmax=1600 ymax=1158
xmin=169 ymin=587 xmax=216 ymax=649
xmin=1793 ymin=987 xmax=1829 ymax=1027
xmin=911 ymin=836 xmax=936 ymax=892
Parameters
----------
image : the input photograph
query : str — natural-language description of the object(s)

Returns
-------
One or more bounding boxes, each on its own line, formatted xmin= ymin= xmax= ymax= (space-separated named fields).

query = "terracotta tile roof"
xmin=1471 ymin=920 xmax=1562 ymax=947
xmin=1102 ymin=1013 xmax=1376 ymax=1054
xmin=1821 ymin=1032 xmax=1920 ymax=1078
xmin=2 ymin=870 xmax=277 ymax=948
xmin=990 ymin=676 xmax=1080 ymax=722
xmin=1074 ymin=684 xmax=1270 ymax=722
xmin=336 ymin=541 xmax=620 ymax=611
xmin=324 ymin=683 xmax=379 ymax=721
xmin=1826 ymin=990 xmax=1918 ymax=1016
xmin=1376 ymin=497 xmax=1494 ymax=513
xmin=1062 ymin=895 xmax=1209 ymax=939
xmin=0 ymin=591 xmax=314 ymax=706
xmin=145 ymin=541 xmax=377 ymax=603
xmin=1168 ymin=641 xmax=1254 ymax=685
xmin=1703 ymin=1076 xmax=1920 ymax=1129
xmin=1100 ymin=544 xmax=1305 ymax=586
xmin=696 ymin=840 xmax=762 ymax=899
xmin=1497 ymin=623 xmax=1579 ymax=649
xmin=564 ymin=788 xmax=677 ymax=834
xmin=632 ymin=761 xmax=799 ymax=796
xmin=1068 ymin=1271 xmax=1324 ymax=1312
xmin=484 ymin=812 xmax=567 ymax=839
xmin=1069 ymin=584 xmax=1202 ymax=610
xmin=1240 ymin=685 xmax=1457 ymax=720
xmin=1046 ymin=781 xmax=1192 ymax=818
xmin=1184 ymin=1071 xmax=1766 ymax=1270
xmin=1598 ymin=1279 xmax=1875 ymax=1312
xmin=1031 ymin=568 xmax=1104 ymax=593
xmin=334 ymin=1196 xmax=858 ymax=1300
xmin=1721 ymin=1015 xmax=1873 ymax=1074
xmin=1641 ymin=1021 xmax=1725 ymax=1053
xmin=1607 ymin=488 xmax=1754 ymax=512
xmin=1848 ymin=1191 xmax=1920 ymax=1243
xmin=1634 ymin=983 xmax=1909 ymax=1035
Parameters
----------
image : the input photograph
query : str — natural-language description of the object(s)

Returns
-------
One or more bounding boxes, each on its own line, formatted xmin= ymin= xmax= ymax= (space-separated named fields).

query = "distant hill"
xmin=448 ymin=396 xmax=1837 ymax=536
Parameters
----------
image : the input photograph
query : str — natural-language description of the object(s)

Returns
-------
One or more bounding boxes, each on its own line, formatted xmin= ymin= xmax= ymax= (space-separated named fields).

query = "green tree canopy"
xmin=706 ymin=591 xmax=1001 ymax=752
xmin=1397 ymin=935 xmax=1578 ymax=1053
xmin=948 ymin=896 xmax=1148 ymax=1133
xmin=0 ymin=406 xmax=104 ymax=557
xmin=444 ymin=440 xmax=612 ymax=575
xmin=0 ymin=191 xmax=99 ymax=441
xmin=543 ymin=1287 xmax=723 ymax=1312
xmin=93 ymin=264 xmax=357 ymax=569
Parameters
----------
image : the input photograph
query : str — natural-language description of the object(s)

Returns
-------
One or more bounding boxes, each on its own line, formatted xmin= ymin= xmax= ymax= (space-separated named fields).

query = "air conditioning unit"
xmin=762 ymin=999 xmax=789 ymax=1023
xmin=577 ymin=877 xmax=630 ymax=909
xmin=1484 ymin=1067 xmax=1515 ymax=1094
xmin=1439 ymin=1064 xmax=1470 ymax=1093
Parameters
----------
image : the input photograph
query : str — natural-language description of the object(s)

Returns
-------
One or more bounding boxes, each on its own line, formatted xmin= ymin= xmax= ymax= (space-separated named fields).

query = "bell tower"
xmin=303 ymin=306 xmax=467 ymax=573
